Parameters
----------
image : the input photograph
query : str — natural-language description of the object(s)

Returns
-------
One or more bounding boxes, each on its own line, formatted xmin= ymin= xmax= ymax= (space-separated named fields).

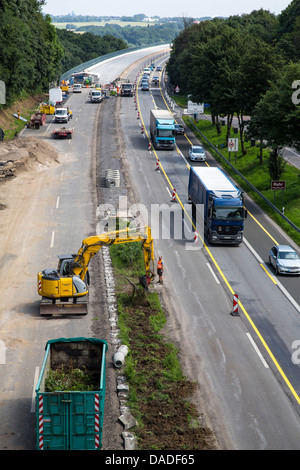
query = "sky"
xmin=41 ymin=0 xmax=292 ymax=19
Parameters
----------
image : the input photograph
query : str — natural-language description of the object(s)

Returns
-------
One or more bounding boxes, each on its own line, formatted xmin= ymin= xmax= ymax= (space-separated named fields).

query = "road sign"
xmin=228 ymin=138 xmax=238 ymax=152
xmin=271 ymin=180 xmax=286 ymax=190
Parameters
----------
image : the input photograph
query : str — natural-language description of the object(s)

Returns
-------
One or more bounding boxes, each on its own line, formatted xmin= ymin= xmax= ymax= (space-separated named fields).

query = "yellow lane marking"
xmin=135 ymin=81 xmax=300 ymax=406
xmin=260 ymin=263 xmax=278 ymax=284
xmin=247 ymin=210 xmax=279 ymax=245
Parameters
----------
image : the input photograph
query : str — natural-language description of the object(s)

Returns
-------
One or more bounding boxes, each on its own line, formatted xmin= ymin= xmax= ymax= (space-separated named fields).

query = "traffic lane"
xmin=0 ymin=87 xmax=98 ymax=448
xmin=241 ymin=190 xmax=300 ymax=305
xmin=121 ymin=104 xmax=300 ymax=447
xmin=139 ymin=88 xmax=300 ymax=310
xmin=129 ymin=86 xmax=300 ymax=405
xmin=170 ymin=116 xmax=300 ymax=304
xmin=161 ymin=237 xmax=300 ymax=449
xmin=210 ymin=240 xmax=300 ymax=400
xmin=88 ymin=45 xmax=170 ymax=84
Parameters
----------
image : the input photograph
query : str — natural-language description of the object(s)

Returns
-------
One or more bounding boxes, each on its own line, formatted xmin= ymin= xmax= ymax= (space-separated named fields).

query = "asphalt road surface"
xmin=1 ymin=44 xmax=300 ymax=450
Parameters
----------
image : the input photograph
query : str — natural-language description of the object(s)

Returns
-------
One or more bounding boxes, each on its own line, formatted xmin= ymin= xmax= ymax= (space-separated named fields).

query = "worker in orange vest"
xmin=157 ymin=255 xmax=164 ymax=284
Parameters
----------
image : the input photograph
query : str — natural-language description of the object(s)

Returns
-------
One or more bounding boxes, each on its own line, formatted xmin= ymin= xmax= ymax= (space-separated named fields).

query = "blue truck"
xmin=150 ymin=109 xmax=175 ymax=150
xmin=35 ymin=337 xmax=107 ymax=450
xmin=188 ymin=167 xmax=247 ymax=245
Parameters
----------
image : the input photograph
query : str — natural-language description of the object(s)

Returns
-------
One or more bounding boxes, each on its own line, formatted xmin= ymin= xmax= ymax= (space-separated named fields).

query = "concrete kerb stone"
xmin=102 ymin=246 xmax=138 ymax=449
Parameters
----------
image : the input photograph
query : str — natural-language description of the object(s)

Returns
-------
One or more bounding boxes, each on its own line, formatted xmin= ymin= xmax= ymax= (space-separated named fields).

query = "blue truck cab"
xmin=150 ymin=109 xmax=176 ymax=150
xmin=188 ymin=167 xmax=247 ymax=245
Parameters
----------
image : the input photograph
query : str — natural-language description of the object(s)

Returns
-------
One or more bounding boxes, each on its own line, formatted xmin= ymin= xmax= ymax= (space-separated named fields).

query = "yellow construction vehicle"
xmin=37 ymin=226 xmax=155 ymax=316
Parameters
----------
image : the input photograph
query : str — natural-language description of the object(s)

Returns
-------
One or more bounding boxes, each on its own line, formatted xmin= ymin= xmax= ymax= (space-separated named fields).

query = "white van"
xmin=73 ymin=84 xmax=82 ymax=93
xmin=89 ymin=90 xmax=102 ymax=102
xmin=143 ymin=68 xmax=151 ymax=75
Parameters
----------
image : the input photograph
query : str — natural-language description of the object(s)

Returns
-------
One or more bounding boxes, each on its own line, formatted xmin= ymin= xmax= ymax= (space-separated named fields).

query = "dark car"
xmin=174 ymin=124 xmax=184 ymax=135
xmin=156 ymin=66 xmax=162 ymax=71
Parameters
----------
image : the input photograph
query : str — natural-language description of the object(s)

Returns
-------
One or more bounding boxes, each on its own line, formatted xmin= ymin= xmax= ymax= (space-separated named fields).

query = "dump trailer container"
xmin=35 ymin=337 xmax=107 ymax=450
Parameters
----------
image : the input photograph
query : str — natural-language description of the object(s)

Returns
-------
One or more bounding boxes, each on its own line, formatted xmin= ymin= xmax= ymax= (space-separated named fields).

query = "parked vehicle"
xmin=188 ymin=167 xmax=247 ymax=244
xmin=49 ymin=87 xmax=62 ymax=106
xmin=37 ymin=226 xmax=155 ymax=315
xmin=269 ymin=245 xmax=300 ymax=274
xmin=174 ymin=124 xmax=184 ymax=135
xmin=189 ymin=145 xmax=206 ymax=161
xmin=35 ymin=337 xmax=107 ymax=450
xmin=27 ymin=111 xmax=46 ymax=129
xmin=150 ymin=109 xmax=176 ymax=150
xmin=73 ymin=84 xmax=82 ymax=93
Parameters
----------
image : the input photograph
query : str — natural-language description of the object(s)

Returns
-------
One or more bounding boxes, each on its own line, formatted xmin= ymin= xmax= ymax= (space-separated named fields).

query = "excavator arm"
xmin=37 ymin=226 xmax=155 ymax=316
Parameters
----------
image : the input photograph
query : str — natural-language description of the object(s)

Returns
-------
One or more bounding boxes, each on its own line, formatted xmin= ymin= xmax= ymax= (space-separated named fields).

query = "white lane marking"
xmin=244 ymin=237 xmax=300 ymax=314
xmin=0 ymin=340 xmax=6 ymax=364
xmin=206 ymin=262 xmax=220 ymax=284
xmin=56 ymin=196 xmax=60 ymax=209
xmin=246 ymin=333 xmax=269 ymax=368
xmin=50 ymin=231 xmax=55 ymax=248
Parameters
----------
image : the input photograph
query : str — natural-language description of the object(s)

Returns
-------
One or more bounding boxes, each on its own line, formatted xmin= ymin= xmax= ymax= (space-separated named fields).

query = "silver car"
xmin=188 ymin=145 xmax=206 ymax=161
xmin=269 ymin=244 xmax=300 ymax=275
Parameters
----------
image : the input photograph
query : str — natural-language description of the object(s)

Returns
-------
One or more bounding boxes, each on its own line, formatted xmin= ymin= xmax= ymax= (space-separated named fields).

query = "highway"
xmin=115 ymin=56 xmax=300 ymax=448
xmin=0 ymin=44 xmax=300 ymax=450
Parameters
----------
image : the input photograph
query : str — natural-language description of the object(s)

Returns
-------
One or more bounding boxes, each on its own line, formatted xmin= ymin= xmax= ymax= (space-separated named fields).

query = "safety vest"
xmin=157 ymin=259 xmax=163 ymax=269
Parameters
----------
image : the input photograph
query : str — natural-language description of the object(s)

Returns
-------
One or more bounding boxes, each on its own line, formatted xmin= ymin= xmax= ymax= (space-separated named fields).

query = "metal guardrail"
xmin=60 ymin=42 xmax=169 ymax=83
xmin=187 ymin=118 xmax=300 ymax=235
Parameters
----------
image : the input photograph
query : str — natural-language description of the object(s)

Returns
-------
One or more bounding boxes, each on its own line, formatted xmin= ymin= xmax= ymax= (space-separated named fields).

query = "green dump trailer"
xmin=35 ymin=337 xmax=107 ymax=450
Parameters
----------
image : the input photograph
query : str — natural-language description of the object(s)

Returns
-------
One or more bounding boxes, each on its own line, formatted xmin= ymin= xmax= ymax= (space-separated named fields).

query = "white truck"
xmin=89 ymin=89 xmax=102 ymax=103
xmin=49 ymin=87 xmax=63 ymax=106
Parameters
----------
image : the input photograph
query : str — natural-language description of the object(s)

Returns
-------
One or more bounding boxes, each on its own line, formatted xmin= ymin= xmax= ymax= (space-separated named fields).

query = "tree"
xmin=268 ymin=148 xmax=286 ymax=181
xmin=247 ymin=62 xmax=300 ymax=153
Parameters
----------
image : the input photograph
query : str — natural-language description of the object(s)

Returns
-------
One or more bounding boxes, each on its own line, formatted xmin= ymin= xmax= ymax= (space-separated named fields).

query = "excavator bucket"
xmin=40 ymin=297 xmax=88 ymax=316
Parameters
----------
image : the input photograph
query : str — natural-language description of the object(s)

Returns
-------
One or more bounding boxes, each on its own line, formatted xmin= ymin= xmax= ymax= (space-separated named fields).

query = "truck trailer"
xmin=35 ymin=337 xmax=107 ymax=450
xmin=188 ymin=167 xmax=247 ymax=245
xmin=150 ymin=109 xmax=175 ymax=150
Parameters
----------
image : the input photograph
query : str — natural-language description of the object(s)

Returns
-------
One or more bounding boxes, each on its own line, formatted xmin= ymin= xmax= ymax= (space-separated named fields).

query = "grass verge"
xmin=109 ymin=242 xmax=215 ymax=450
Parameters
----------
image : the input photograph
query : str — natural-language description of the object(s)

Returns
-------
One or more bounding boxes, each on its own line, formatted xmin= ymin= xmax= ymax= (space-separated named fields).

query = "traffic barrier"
xmin=155 ymin=160 xmax=160 ymax=171
xmin=231 ymin=293 xmax=239 ymax=316
xmin=193 ymin=231 xmax=199 ymax=244
xmin=148 ymin=142 xmax=152 ymax=151
xmin=140 ymin=125 xmax=144 ymax=134
xmin=137 ymin=112 xmax=139 ymax=119
xmin=171 ymin=188 xmax=177 ymax=202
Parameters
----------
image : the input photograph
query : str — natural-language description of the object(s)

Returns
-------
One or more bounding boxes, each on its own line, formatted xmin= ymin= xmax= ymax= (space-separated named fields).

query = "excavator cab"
xmin=37 ymin=226 xmax=155 ymax=316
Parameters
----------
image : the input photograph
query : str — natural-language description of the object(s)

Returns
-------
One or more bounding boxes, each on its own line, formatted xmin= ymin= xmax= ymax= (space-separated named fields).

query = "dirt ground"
xmin=119 ymin=298 xmax=216 ymax=450
xmin=0 ymin=98 xmax=219 ymax=451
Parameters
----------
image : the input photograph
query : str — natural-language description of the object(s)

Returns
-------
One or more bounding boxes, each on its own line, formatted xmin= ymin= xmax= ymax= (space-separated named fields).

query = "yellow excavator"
xmin=37 ymin=225 xmax=155 ymax=316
